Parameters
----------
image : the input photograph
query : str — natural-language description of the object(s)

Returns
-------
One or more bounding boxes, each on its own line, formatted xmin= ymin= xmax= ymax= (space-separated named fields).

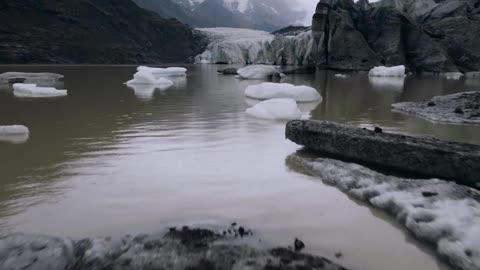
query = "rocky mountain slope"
xmin=135 ymin=0 xmax=307 ymax=31
xmin=0 ymin=0 xmax=204 ymax=64
xmin=311 ymin=0 xmax=480 ymax=72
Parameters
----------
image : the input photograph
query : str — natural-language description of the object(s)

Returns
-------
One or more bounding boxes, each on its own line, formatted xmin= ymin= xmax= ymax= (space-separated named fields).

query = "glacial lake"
xmin=1 ymin=65 xmax=480 ymax=270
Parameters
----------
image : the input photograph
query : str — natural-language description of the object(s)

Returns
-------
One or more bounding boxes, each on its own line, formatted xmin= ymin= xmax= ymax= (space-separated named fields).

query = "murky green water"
xmin=1 ymin=65 xmax=479 ymax=270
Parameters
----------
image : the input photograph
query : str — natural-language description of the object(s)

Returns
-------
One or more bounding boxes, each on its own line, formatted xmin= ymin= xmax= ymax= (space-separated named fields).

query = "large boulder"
xmin=285 ymin=120 xmax=480 ymax=188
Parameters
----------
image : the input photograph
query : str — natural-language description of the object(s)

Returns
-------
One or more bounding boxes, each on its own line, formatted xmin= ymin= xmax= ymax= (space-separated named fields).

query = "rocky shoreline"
xmin=0 ymin=226 xmax=349 ymax=270
xmin=285 ymin=120 xmax=480 ymax=188
xmin=392 ymin=91 xmax=480 ymax=124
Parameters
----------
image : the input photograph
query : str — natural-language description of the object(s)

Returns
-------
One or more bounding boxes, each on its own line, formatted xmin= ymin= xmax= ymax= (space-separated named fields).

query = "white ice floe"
xmin=443 ymin=72 xmax=463 ymax=80
xmin=246 ymin=98 xmax=302 ymax=120
xmin=368 ymin=65 xmax=406 ymax=77
xmin=0 ymin=125 xmax=30 ymax=144
xmin=0 ymin=72 xmax=63 ymax=84
xmin=334 ymin=74 xmax=347 ymax=78
xmin=125 ymin=71 xmax=175 ymax=86
xmin=245 ymin=82 xmax=321 ymax=102
xmin=137 ymin=66 xmax=187 ymax=77
xmin=194 ymin=28 xmax=313 ymax=66
xmin=237 ymin=65 xmax=284 ymax=80
xmin=369 ymin=76 xmax=405 ymax=91
xmin=13 ymin=83 xmax=67 ymax=98
xmin=126 ymin=84 xmax=172 ymax=101
xmin=289 ymin=154 xmax=480 ymax=270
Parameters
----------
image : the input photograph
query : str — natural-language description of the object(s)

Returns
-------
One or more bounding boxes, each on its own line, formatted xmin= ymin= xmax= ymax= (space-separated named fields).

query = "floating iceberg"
xmin=442 ymin=72 xmax=463 ymax=80
xmin=237 ymin=65 xmax=284 ymax=80
xmin=195 ymin=27 xmax=314 ymax=66
xmin=0 ymin=125 xmax=30 ymax=144
xmin=369 ymin=76 xmax=405 ymax=91
xmin=126 ymin=84 xmax=172 ymax=101
xmin=137 ymin=66 xmax=187 ymax=77
xmin=13 ymin=83 xmax=67 ymax=98
xmin=288 ymin=153 xmax=480 ymax=270
xmin=246 ymin=98 xmax=302 ymax=120
xmin=245 ymin=82 xmax=321 ymax=102
xmin=368 ymin=65 xmax=406 ymax=77
xmin=125 ymin=71 xmax=175 ymax=86
xmin=0 ymin=72 xmax=63 ymax=84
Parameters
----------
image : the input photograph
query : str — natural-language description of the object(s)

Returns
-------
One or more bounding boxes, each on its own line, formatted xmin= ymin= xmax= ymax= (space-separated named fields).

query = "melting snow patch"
xmin=288 ymin=154 xmax=480 ymax=270
xmin=137 ymin=66 xmax=186 ymax=77
xmin=237 ymin=65 xmax=284 ymax=80
xmin=13 ymin=83 xmax=67 ymax=98
xmin=245 ymin=82 xmax=321 ymax=102
xmin=368 ymin=65 xmax=406 ymax=77
xmin=246 ymin=98 xmax=302 ymax=120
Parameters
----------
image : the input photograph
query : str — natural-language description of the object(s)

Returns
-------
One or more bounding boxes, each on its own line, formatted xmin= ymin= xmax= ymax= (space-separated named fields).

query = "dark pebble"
xmin=454 ymin=107 xmax=464 ymax=114
xmin=422 ymin=191 xmax=438 ymax=197
xmin=427 ymin=101 xmax=436 ymax=107
xmin=238 ymin=227 xmax=245 ymax=237
xmin=294 ymin=238 xmax=305 ymax=252
xmin=231 ymin=222 xmax=237 ymax=227
xmin=182 ymin=226 xmax=189 ymax=231
xmin=169 ymin=227 xmax=176 ymax=232
xmin=374 ymin=127 xmax=383 ymax=133
xmin=222 ymin=231 xmax=227 ymax=236
xmin=335 ymin=252 xmax=343 ymax=258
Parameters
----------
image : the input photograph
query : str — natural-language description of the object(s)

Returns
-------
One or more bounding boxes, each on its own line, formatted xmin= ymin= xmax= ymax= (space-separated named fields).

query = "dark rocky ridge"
xmin=311 ymin=0 xmax=480 ymax=72
xmin=285 ymin=120 xmax=480 ymax=188
xmin=0 ymin=227 xmax=350 ymax=270
xmin=0 ymin=0 xmax=205 ymax=64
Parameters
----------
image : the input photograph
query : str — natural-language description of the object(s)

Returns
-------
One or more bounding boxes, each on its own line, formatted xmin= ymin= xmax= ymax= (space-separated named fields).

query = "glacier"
xmin=246 ymin=98 xmax=302 ymax=120
xmin=195 ymin=27 xmax=314 ymax=66
xmin=244 ymin=82 xmax=321 ymax=102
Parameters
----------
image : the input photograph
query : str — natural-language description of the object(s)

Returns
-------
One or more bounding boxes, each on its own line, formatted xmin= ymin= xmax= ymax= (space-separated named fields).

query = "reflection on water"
xmin=0 ymin=65 xmax=478 ymax=270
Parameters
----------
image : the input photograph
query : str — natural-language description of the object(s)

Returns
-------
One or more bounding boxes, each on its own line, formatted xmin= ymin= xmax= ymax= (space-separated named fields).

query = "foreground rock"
xmin=287 ymin=152 xmax=480 ymax=270
xmin=0 ymin=227 xmax=349 ymax=270
xmin=392 ymin=91 xmax=480 ymax=124
xmin=285 ymin=120 xmax=480 ymax=188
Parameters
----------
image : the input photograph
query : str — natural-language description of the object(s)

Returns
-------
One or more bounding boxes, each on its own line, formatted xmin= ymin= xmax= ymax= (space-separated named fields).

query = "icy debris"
xmin=442 ymin=72 xmax=463 ymax=80
xmin=0 ymin=125 xmax=30 ymax=144
xmin=13 ymin=83 xmax=67 ymax=98
xmin=245 ymin=82 xmax=321 ymax=102
xmin=237 ymin=65 xmax=284 ymax=80
xmin=246 ymin=98 xmax=302 ymax=120
xmin=334 ymin=74 xmax=347 ymax=78
xmin=125 ymin=71 xmax=174 ymax=86
xmin=137 ymin=66 xmax=187 ymax=77
xmin=0 ymin=72 xmax=63 ymax=84
xmin=288 ymin=153 xmax=480 ymax=270
xmin=368 ymin=65 xmax=406 ymax=77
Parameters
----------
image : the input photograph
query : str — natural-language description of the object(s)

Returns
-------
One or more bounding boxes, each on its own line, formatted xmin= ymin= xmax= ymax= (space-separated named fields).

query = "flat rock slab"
xmin=392 ymin=91 xmax=480 ymax=124
xmin=0 ymin=227 xmax=349 ymax=270
xmin=285 ymin=120 xmax=480 ymax=188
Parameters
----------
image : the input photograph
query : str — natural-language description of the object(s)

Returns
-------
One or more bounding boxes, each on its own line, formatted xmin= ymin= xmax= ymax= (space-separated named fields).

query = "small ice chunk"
xmin=0 ymin=72 xmax=63 ymax=84
xmin=137 ymin=66 xmax=187 ymax=77
xmin=246 ymin=98 xmax=302 ymax=120
xmin=237 ymin=65 xmax=285 ymax=79
xmin=442 ymin=72 xmax=463 ymax=80
xmin=334 ymin=74 xmax=347 ymax=78
xmin=0 ymin=125 xmax=30 ymax=144
xmin=245 ymin=82 xmax=321 ymax=102
xmin=125 ymin=71 xmax=174 ymax=86
xmin=13 ymin=83 xmax=67 ymax=98
xmin=368 ymin=65 xmax=406 ymax=77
